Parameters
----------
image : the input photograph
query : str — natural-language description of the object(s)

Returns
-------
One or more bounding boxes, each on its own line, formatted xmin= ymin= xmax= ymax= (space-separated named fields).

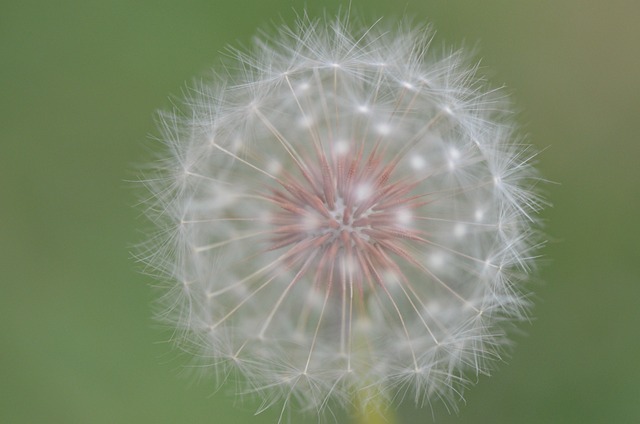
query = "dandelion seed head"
xmin=140 ymin=12 xmax=544 ymax=419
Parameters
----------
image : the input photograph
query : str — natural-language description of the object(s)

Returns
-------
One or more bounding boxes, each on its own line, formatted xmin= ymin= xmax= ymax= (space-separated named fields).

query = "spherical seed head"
xmin=141 ymin=13 xmax=544 ymax=418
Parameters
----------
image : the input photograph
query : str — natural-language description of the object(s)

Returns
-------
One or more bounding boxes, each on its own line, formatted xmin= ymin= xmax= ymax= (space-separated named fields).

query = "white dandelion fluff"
xmin=140 ymin=12 xmax=544 ymax=420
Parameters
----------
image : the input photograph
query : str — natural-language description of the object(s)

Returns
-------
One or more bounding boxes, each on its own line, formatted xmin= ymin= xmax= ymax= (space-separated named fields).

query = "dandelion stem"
xmin=353 ymin=391 xmax=397 ymax=424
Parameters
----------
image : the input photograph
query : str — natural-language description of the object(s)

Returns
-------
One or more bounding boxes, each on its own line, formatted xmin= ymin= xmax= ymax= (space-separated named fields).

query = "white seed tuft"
xmin=139 ymin=12 xmax=544 ymax=419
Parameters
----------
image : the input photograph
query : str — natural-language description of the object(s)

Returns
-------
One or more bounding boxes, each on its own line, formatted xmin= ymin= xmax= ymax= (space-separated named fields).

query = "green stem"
xmin=353 ymin=392 xmax=397 ymax=424
xmin=351 ymin=297 xmax=398 ymax=423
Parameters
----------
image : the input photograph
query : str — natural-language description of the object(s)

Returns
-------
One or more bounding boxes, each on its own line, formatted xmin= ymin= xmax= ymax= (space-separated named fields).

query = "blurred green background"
xmin=2 ymin=0 xmax=639 ymax=423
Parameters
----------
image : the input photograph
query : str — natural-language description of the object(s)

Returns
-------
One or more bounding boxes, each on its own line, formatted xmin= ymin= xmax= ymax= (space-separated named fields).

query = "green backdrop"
xmin=3 ymin=0 xmax=639 ymax=423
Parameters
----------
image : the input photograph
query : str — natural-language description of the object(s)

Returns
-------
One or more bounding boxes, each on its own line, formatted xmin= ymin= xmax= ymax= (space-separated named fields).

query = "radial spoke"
xmin=258 ymin=250 xmax=319 ymax=338
xmin=209 ymin=142 xmax=277 ymax=180
xmin=193 ymin=230 xmax=268 ymax=253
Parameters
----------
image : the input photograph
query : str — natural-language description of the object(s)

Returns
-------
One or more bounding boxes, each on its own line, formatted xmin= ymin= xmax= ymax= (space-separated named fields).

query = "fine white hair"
xmin=138 ymin=11 xmax=544 ymax=420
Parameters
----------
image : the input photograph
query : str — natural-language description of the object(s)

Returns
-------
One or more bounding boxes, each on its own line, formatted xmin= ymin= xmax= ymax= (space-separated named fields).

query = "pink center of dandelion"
xmin=267 ymin=143 xmax=426 ymax=290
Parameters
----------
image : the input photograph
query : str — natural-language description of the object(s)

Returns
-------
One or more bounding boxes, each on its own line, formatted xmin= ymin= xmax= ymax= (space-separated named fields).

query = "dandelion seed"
xmin=139 ymin=12 xmax=544 ymax=421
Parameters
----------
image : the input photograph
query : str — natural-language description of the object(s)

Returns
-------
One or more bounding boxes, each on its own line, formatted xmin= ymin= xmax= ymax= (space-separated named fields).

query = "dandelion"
xmin=140 ymin=12 xmax=544 ymax=422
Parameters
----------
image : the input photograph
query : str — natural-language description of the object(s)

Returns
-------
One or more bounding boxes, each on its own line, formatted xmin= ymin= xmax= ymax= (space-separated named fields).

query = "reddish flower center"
xmin=267 ymin=143 xmax=425 ymax=289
